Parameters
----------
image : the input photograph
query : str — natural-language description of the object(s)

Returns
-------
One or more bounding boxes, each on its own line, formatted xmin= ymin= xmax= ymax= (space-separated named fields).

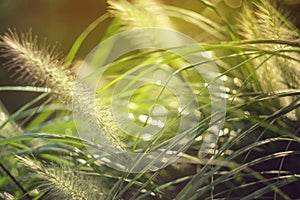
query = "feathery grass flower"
xmin=0 ymin=29 xmax=125 ymax=149
xmin=17 ymin=156 xmax=106 ymax=200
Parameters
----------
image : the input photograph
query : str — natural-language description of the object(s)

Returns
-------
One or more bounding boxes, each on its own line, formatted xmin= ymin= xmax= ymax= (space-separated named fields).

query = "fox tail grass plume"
xmin=107 ymin=0 xmax=175 ymax=48
xmin=0 ymin=29 xmax=74 ymax=104
xmin=108 ymin=0 xmax=172 ymax=30
xmin=239 ymin=0 xmax=300 ymax=120
xmin=17 ymin=156 xmax=107 ymax=200
xmin=0 ymin=29 xmax=125 ymax=149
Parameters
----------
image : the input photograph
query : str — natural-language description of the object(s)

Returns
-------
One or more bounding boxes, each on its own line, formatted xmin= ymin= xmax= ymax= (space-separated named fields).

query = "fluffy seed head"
xmin=108 ymin=0 xmax=172 ymax=30
xmin=17 ymin=156 xmax=107 ymax=200
xmin=0 ymin=29 xmax=74 ymax=104
xmin=239 ymin=1 xmax=300 ymax=120
xmin=0 ymin=29 xmax=125 ymax=149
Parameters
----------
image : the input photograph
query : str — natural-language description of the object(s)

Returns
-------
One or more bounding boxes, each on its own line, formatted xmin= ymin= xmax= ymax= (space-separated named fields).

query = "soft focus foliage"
xmin=0 ymin=0 xmax=299 ymax=199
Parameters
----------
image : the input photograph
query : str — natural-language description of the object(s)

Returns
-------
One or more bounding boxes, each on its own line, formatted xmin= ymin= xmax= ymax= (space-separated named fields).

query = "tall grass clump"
xmin=0 ymin=0 xmax=299 ymax=199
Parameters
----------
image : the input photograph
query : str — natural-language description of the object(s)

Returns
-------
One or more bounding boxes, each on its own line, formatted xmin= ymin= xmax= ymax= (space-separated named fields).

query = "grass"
xmin=0 ymin=0 xmax=299 ymax=199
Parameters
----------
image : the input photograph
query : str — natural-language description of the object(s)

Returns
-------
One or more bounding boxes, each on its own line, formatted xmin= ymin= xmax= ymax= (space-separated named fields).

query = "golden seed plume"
xmin=107 ymin=0 xmax=176 ymax=49
xmin=0 ymin=29 xmax=74 ymax=104
xmin=239 ymin=0 xmax=300 ymax=120
xmin=108 ymin=0 xmax=172 ymax=30
xmin=17 ymin=156 xmax=107 ymax=200
xmin=0 ymin=29 xmax=125 ymax=149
